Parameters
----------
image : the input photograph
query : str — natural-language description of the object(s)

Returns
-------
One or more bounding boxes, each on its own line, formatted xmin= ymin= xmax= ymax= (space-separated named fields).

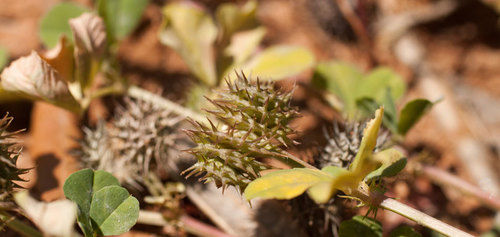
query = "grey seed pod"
xmin=317 ymin=121 xmax=389 ymax=169
xmin=76 ymin=97 xmax=183 ymax=189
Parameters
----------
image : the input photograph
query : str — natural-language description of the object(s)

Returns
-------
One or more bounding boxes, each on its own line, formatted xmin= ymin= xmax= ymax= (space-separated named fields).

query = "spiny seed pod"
xmin=316 ymin=121 xmax=388 ymax=169
xmin=0 ymin=114 xmax=28 ymax=211
xmin=184 ymin=73 xmax=299 ymax=193
xmin=76 ymin=121 xmax=117 ymax=176
xmin=76 ymin=98 xmax=183 ymax=188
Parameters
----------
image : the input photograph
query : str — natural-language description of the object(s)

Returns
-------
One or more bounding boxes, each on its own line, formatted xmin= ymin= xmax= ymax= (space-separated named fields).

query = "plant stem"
xmin=138 ymin=210 xmax=232 ymax=237
xmin=282 ymin=151 xmax=319 ymax=169
xmin=0 ymin=211 xmax=43 ymax=237
xmin=416 ymin=165 xmax=500 ymax=211
xmin=127 ymin=85 xmax=207 ymax=123
xmin=380 ymin=198 xmax=473 ymax=237
xmin=351 ymin=189 xmax=474 ymax=237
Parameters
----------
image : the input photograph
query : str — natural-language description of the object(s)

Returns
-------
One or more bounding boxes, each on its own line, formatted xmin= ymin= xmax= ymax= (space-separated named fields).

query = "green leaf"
xmin=159 ymin=2 xmax=217 ymax=86
xmin=397 ymin=99 xmax=433 ymax=135
xmin=366 ymin=149 xmax=406 ymax=181
xmin=339 ymin=215 xmax=383 ymax=237
xmin=89 ymin=186 xmax=139 ymax=236
xmin=381 ymin=88 xmax=397 ymax=127
xmin=389 ymin=225 xmax=422 ymax=237
xmin=0 ymin=46 xmax=8 ymax=70
xmin=40 ymin=2 xmax=89 ymax=48
xmin=63 ymin=169 xmax=120 ymax=236
xmin=97 ymin=0 xmax=148 ymax=41
xmin=62 ymin=169 xmax=120 ymax=211
xmin=216 ymin=0 xmax=258 ymax=41
xmin=356 ymin=67 xmax=406 ymax=104
xmin=356 ymin=97 xmax=397 ymax=132
xmin=241 ymin=45 xmax=315 ymax=81
xmin=481 ymin=224 xmax=500 ymax=237
xmin=244 ymin=168 xmax=332 ymax=201
xmin=312 ymin=61 xmax=363 ymax=117
xmin=349 ymin=107 xmax=384 ymax=180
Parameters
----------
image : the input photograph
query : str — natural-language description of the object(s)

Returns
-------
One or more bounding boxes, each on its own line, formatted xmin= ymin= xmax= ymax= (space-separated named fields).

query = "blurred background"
xmin=0 ymin=0 xmax=499 ymax=236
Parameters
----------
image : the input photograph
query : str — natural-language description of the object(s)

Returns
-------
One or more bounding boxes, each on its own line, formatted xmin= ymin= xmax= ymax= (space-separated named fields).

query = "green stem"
xmin=350 ymin=189 xmax=474 ymax=237
xmin=0 ymin=211 xmax=43 ymax=237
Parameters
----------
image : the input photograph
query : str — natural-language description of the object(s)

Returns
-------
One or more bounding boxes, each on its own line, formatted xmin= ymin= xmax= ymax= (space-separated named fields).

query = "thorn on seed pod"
xmin=184 ymin=73 xmax=299 ymax=192
xmin=0 ymin=114 xmax=29 ymax=215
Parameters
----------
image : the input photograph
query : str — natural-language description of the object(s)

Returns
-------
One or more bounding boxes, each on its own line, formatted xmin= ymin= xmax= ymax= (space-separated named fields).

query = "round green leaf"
xmin=356 ymin=67 xmax=406 ymax=104
xmin=339 ymin=215 xmax=383 ymax=237
xmin=89 ymin=186 xmax=139 ymax=236
xmin=97 ymin=0 xmax=148 ymax=41
xmin=63 ymin=169 xmax=120 ymax=236
xmin=389 ymin=225 xmax=422 ymax=237
xmin=397 ymin=99 xmax=433 ymax=135
xmin=312 ymin=61 xmax=363 ymax=117
xmin=63 ymin=169 xmax=120 ymax=212
xmin=40 ymin=2 xmax=89 ymax=48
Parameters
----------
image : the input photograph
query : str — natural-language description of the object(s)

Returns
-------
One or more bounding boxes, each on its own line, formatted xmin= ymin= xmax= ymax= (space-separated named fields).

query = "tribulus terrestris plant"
xmin=183 ymin=73 xmax=304 ymax=193
xmin=186 ymin=74 xmax=474 ymax=237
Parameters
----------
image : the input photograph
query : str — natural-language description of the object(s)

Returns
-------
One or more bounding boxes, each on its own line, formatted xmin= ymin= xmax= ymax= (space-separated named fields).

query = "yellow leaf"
xmin=240 ymin=45 xmax=315 ymax=81
xmin=244 ymin=168 xmax=332 ymax=200
xmin=349 ymin=107 xmax=384 ymax=180
xmin=307 ymin=166 xmax=355 ymax=203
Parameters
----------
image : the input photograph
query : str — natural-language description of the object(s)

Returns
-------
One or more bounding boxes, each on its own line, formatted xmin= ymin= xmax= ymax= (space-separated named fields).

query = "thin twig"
xmin=127 ymin=85 xmax=207 ymax=123
xmin=350 ymin=190 xmax=473 ymax=237
xmin=416 ymin=165 xmax=500 ymax=210
xmin=282 ymin=151 xmax=318 ymax=169
xmin=380 ymin=198 xmax=473 ymax=237
xmin=138 ymin=210 xmax=232 ymax=237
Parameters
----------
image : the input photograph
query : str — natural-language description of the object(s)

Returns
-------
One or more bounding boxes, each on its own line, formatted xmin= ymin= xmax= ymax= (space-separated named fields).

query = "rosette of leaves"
xmin=0 ymin=114 xmax=28 ymax=212
xmin=244 ymin=107 xmax=407 ymax=204
xmin=312 ymin=62 xmax=433 ymax=136
xmin=76 ymin=98 xmax=183 ymax=188
xmin=159 ymin=0 xmax=315 ymax=89
xmin=183 ymin=74 xmax=300 ymax=193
